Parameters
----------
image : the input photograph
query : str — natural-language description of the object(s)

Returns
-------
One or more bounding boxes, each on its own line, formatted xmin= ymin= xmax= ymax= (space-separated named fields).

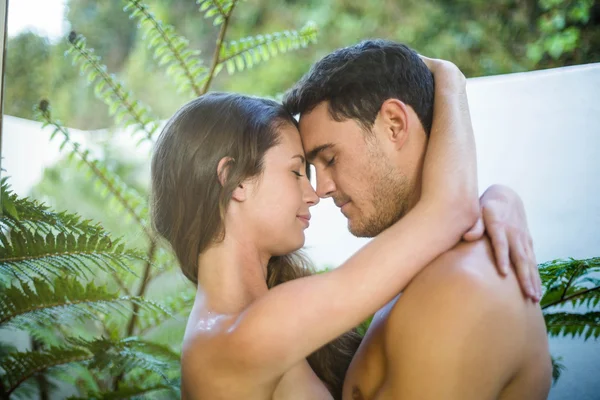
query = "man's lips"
xmin=335 ymin=200 xmax=350 ymax=209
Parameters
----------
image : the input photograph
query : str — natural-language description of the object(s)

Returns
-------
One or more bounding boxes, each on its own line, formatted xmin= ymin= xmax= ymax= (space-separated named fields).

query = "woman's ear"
xmin=217 ymin=157 xmax=246 ymax=202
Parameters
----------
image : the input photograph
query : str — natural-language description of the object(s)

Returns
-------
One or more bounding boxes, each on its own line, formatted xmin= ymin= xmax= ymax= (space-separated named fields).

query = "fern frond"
xmin=220 ymin=22 xmax=318 ymax=74
xmin=136 ymin=290 xmax=193 ymax=337
xmin=1 ymin=181 xmax=105 ymax=237
xmin=68 ymin=382 xmax=178 ymax=400
xmin=197 ymin=0 xmax=237 ymax=26
xmin=540 ymin=257 xmax=600 ymax=309
xmin=0 ymin=228 xmax=142 ymax=285
xmin=551 ymin=355 xmax=565 ymax=384
xmin=34 ymin=102 xmax=150 ymax=231
xmin=0 ymin=342 xmax=17 ymax=359
xmin=66 ymin=32 xmax=159 ymax=143
xmin=149 ymin=246 xmax=181 ymax=279
xmin=68 ymin=336 xmax=179 ymax=379
xmin=1 ymin=178 xmax=19 ymax=220
xmin=1 ymin=344 xmax=93 ymax=396
xmin=544 ymin=311 xmax=600 ymax=340
xmin=1 ymin=337 xmax=177 ymax=397
xmin=0 ymin=277 xmax=168 ymax=329
xmin=124 ymin=0 xmax=207 ymax=96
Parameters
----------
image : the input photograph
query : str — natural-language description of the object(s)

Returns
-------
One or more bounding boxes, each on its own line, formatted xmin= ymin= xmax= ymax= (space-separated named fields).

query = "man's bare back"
xmin=342 ymin=238 xmax=552 ymax=400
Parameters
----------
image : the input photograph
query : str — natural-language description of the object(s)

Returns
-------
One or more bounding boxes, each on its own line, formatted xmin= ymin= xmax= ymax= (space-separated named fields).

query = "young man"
xmin=284 ymin=40 xmax=552 ymax=399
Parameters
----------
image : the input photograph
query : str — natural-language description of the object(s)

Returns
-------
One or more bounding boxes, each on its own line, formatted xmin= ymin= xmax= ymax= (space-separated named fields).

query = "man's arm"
xmin=381 ymin=245 xmax=526 ymax=399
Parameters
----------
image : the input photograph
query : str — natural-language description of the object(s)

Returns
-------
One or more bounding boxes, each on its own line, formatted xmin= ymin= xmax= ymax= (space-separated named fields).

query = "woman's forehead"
xmin=276 ymin=123 xmax=305 ymax=153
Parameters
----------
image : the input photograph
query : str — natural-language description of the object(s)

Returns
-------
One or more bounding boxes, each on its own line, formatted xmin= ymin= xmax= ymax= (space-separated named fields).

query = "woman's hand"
xmin=463 ymin=185 xmax=542 ymax=301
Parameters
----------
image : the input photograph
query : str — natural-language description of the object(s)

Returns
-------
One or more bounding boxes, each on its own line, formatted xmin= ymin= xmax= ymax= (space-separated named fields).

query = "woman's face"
xmin=243 ymin=123 xmax=319 ymax=255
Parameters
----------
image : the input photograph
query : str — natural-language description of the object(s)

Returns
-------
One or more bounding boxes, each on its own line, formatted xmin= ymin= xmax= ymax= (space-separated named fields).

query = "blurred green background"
xmin=6 ymin=0 xmax=599 ymax=130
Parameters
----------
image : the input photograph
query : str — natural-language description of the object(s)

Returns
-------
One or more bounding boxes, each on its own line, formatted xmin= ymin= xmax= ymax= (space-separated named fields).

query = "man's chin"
xmin=347 ymin=220 xmax=377 ymax=238
xmin=348 ymin=214 xmax=396 ymax=238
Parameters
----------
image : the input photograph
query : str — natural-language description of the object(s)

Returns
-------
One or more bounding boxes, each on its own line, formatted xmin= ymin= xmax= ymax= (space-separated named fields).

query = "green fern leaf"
xmin=197 ymin=0 xmax=236 ymax=25
xmin=135 ymin=289 xmax=194 ymax=337
xmin=66 ymin=32 xmax=158 ymax=143
xmin=1 ymin=337 xmax=178 ymax=397
xmin=219 ymin=22 xmax=318 ymax=74
xmin=1 ymin=181 xmax=105 ymax=237
xmin=0 ymin=227 xmax=142 ymax=285
xmin=0 ymin=277 xmax=169 ymax=331
xmin=33 ymin=105 xmax=150 ymax=230
xmin=1 ymin=344 xmax=93 ymax=397
xmin=67 ymin=382 xmax=178 ymax=400
xmin=124 ymin=0 xmax=207 ymax=96
xmin=544 ymin=311 xmax=600 ymax=340
xmin=540 ymin=257 xmax=600 ymax=310
xmin=551 ymin=355 xmax=565 ymax=384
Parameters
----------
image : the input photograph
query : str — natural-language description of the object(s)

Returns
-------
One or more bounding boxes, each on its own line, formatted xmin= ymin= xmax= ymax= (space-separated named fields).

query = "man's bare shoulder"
xmin=376 ymin=238 xmax=551 ymax=399
xmin=383 ymin=237 xmax=535 ymax=353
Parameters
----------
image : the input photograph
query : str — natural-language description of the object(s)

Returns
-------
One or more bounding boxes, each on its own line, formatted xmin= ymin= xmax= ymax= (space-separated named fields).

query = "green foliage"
xmin=2 ymin=1 xmax=321 ymax=397
xmin=3 ymin=33 xmax=52 ymax=120
xmin=0 ymin=184 xmax=178 ymax=397
xmin=6 ymin=0 xmax=599 ymax=127
xmin=0 ymin=276 xmax=165 ymax=329
xmin=198 ymin=0 xmax=237 ymax=26
xmin=35 ymin=102 xmax=150 ymax=229
xmin=1 ymin=337 xmax=179 ymax=398
xmin=5 ymin=0 xmax=597 ymax=396
xmin=544 ymin=311 xmax=600 ymax=340
xmin=538 ymin=257 xmax=600 ymax=358
xmin=125 ymin=0 xmax=207 ymax=96
xmin=527 ymin=0 xmax=596 ymax=63
xmin=66 ymin=33 xmax=159 ymax=143
xmin=0 ymin=184 xmax=143 ymax=286
xmin=65 ymin=0 xmax=138 ymax=71
xmin=540 ymin=257 xmax=600 ymax=310
xmin=551 ymin=355 xmax=566 ymax=383
xmin=220 ymin=22 xmax=318 ymax=74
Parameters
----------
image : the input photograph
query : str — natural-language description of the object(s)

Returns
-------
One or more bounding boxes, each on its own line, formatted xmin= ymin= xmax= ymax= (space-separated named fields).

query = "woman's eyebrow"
xmin=292 ymin=154 xmax=306 ymax=164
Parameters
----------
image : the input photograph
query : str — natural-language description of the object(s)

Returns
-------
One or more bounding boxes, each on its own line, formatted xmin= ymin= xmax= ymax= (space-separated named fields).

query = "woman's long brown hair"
xmin=151 ymin=92 xmax=361 ymax=399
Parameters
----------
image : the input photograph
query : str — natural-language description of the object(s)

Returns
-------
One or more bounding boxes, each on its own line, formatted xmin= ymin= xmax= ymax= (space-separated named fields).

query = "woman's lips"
xmin=297 ymin=215 xmax=311 ymax=227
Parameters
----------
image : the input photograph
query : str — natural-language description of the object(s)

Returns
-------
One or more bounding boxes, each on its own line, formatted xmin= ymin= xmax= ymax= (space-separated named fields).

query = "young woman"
xmin=150 ymin=59 xmax=540 ymax=399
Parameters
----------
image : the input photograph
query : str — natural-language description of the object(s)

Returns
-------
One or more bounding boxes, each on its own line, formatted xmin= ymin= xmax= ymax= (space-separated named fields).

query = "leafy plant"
xmin=2 ymin=0 xmax=598 ymax=397
xmin=539 ymin=256 xmax=600 ymax=383
xmin=1 ymin=0 xmax=317 ymax=398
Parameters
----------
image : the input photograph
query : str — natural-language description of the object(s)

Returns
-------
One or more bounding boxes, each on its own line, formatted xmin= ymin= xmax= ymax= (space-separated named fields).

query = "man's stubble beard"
xmin=348 ymin=152 xmax=412 ymax=238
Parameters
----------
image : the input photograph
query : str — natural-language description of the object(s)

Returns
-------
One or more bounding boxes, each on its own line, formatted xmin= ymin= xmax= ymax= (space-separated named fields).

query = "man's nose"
xmin=315 ymin=174 xmax=336 ymax=199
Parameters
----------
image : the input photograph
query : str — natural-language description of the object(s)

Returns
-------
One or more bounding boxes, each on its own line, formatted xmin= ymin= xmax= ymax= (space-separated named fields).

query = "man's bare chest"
xmin=342 ymin=298 xmax=399 ymax=400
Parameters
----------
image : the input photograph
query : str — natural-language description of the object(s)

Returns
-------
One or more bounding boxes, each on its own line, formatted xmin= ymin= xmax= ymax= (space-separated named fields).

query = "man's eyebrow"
xmin=305 ymin=143 xmax=335 ymax=162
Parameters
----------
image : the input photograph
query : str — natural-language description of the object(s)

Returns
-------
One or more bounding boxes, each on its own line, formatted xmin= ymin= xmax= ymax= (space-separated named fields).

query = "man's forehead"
xmin=298 ymin=106 xmax=343 ymax=155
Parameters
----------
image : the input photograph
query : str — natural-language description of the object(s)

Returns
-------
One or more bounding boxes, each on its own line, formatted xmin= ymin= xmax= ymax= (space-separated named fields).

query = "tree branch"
xmin=201 ymin=1 xmax=238 ymax=93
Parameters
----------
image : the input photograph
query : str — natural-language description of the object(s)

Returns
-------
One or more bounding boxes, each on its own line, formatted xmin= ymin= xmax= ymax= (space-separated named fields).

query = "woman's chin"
xmin=291 ymin=233 xmax=306 ymax=252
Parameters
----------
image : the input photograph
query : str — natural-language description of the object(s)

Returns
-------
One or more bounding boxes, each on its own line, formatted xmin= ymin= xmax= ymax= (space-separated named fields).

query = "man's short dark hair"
xmin=283 ymin=39 xmax=435 ymax=135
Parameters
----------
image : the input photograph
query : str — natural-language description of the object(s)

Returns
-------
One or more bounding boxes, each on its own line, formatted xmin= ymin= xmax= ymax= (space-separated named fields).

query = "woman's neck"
xmin=196 ymin=235 xmax=270 ymax=315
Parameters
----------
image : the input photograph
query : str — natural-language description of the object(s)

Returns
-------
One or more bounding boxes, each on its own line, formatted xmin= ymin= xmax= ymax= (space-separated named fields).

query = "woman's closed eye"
xmin=326 ymin=156 xmax=336 ymax=167
xmin=293 ymin=170 xmax=305 ymax=178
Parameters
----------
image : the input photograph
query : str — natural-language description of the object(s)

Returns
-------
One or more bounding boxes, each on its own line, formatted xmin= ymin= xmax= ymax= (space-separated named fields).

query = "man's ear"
xmin=217 ymin=157 xmax=246 ymax=202
xmin=377 ymin=99 xmax=410 ymax=150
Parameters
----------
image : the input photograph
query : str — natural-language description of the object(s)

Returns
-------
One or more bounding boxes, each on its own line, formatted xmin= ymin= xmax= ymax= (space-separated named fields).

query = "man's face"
xmin=299 ymin=102 xmax=417 ymax=238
